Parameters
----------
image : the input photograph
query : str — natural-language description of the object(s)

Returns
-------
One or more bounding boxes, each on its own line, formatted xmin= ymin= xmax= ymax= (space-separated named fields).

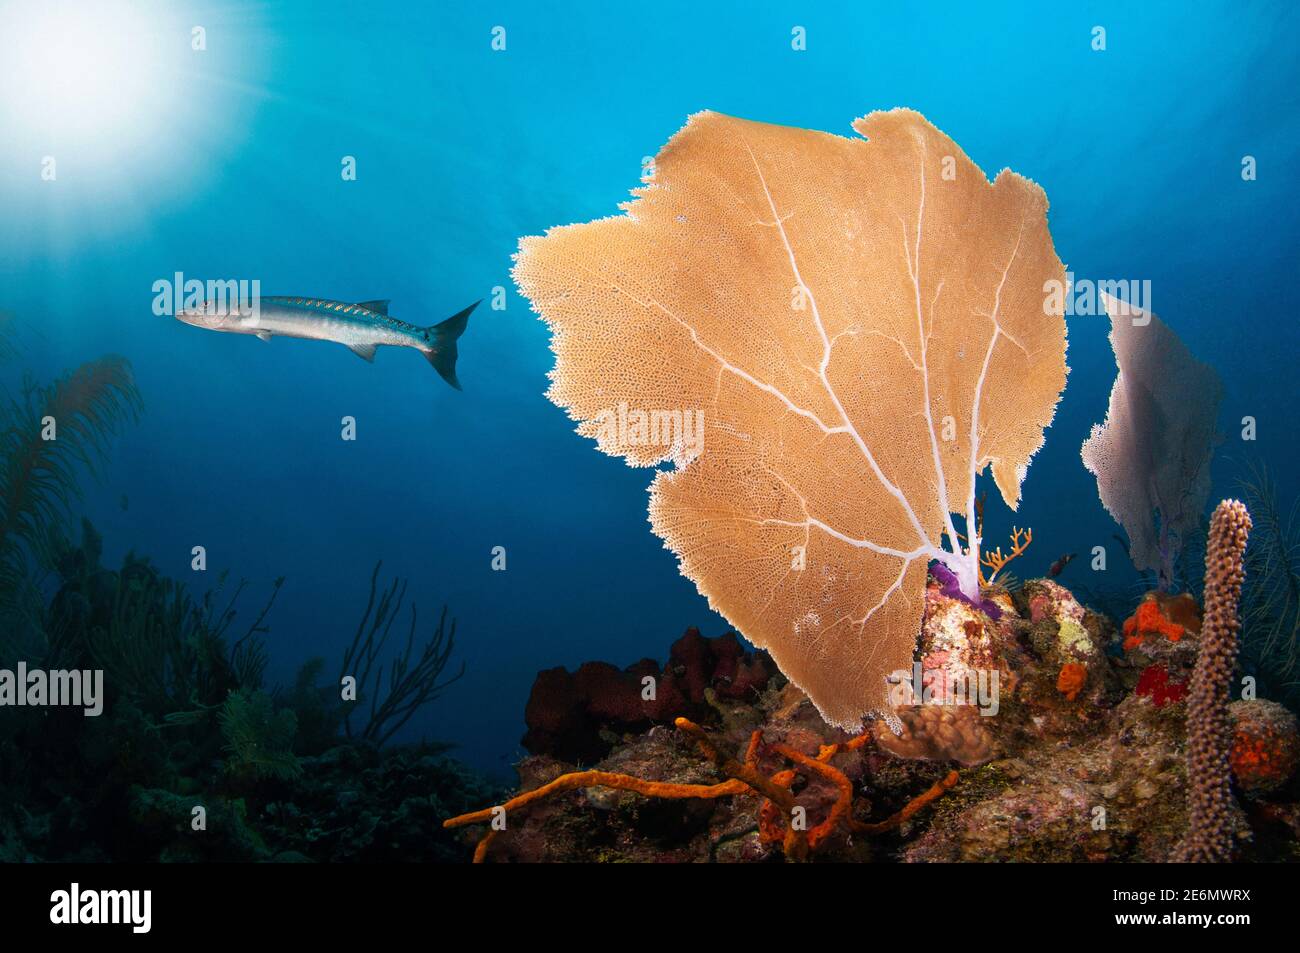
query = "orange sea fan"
xmin=514 ymin=109 xmax=1068 ymax=729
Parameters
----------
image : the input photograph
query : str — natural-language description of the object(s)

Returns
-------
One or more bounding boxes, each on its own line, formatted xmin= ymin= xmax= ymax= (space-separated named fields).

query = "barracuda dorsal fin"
xmin=355 ymin=299 xmax=390 ymax=315
xmin=347 ymin=342 xmax=378 ymax=362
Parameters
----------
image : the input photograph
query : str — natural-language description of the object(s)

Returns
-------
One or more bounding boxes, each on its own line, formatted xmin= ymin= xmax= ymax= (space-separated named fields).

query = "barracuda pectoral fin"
xmin=346 ymin=342 xmax=378 ymax=362
xmin=255 ymin=331 xmax=272 ymax=341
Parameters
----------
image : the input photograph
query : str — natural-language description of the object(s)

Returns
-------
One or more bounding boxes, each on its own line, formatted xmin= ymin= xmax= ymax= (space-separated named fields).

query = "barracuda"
xmin=176 ymin=295 xmax=478 ymax=390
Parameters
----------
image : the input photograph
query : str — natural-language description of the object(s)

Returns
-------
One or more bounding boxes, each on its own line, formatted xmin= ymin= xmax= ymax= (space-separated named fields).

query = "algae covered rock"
xmin=1229 ymin=699 xmax=1300 ymax=793
xmin=456 ymin=577 xmax=1299 ymax=864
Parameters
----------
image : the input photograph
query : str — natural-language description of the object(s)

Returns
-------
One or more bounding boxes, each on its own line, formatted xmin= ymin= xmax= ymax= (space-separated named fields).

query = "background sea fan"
xmin=1081 ymin=293 xmax=1222 ymax=590
xmin=515 ymin=109 xmax=1068 ymax=728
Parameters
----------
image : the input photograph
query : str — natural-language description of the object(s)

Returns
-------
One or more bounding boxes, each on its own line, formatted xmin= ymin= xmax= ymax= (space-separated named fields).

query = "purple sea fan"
xmin=1081 ymin=293 xmax=1222 ymax=591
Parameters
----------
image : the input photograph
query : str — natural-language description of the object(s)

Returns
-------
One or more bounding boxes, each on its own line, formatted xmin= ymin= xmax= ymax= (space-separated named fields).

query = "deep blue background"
xmin=2 ymin=1 xmax=1296 ymax=775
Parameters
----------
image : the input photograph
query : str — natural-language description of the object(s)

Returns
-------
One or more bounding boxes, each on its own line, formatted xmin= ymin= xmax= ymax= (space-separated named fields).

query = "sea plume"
xmin=0 ymin=356 xmax=141 ymax=600
xmin=515 ymin=109 xmax=1068 ymax=728
xmin=1081 ymin=294 xmax=1222 ymax=590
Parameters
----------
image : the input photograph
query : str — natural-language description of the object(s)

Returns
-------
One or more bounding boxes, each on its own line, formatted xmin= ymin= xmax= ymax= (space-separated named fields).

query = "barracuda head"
xmin=176 ymin=299 xmax=249 ymax=331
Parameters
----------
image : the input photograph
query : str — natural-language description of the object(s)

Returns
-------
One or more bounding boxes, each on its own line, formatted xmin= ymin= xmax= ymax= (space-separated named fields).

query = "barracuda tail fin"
xmin=424 ymin=300 xmax=478 ymax=391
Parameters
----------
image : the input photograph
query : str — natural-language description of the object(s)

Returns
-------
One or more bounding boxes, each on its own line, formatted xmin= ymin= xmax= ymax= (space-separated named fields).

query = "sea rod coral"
xmin=1176 ymin=499 xmax=1251 ymax=862
xmin=514 ymin=108 xmax=1068 ymax=728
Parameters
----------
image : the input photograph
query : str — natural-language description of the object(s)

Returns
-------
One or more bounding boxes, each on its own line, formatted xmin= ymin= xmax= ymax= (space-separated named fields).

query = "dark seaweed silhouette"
xmin=0 ymin=354 xmax=141 ymax=652
xmin=0 ymin=324 xmax=487 ymax=861
xmin=338 ymin=561 xmax=465 ymax=747
xmin=1237 ymin=461 xmax=1300 ymax=707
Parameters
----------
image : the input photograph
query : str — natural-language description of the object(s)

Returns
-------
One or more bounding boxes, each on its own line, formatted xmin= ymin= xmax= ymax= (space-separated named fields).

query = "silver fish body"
xmin=176 ymin=295 xmax=477 ymax=389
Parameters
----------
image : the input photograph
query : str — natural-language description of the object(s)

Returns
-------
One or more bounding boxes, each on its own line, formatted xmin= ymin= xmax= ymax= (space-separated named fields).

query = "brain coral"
xmin=515 ymin=109 xmax=1068 ymax=729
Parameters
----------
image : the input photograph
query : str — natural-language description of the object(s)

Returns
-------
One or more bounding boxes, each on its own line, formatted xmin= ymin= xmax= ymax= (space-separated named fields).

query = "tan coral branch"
xmin=980 ymin=526 xmax=1032 ymax=585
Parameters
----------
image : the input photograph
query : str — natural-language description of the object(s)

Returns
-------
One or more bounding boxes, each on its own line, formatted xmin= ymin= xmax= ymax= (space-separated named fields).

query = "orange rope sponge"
xmin=443 ymin=716 xmax=961 ymax=862
xmin=854 ymin=771 xmax=960 ymax=835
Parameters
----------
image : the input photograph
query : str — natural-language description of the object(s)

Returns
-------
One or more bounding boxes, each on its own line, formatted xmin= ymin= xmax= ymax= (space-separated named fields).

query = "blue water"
xmin=2 ymin=0 xmax=1296 ymax=775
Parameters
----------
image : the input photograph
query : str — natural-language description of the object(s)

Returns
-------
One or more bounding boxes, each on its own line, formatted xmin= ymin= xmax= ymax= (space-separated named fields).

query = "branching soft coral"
xmin=443 ymin=717 xmax=959 ymax=862
xmin=338 ymin=561 xmax=464 ymax=747
xmin=981 ymin=526 xmax=1032 ymax=586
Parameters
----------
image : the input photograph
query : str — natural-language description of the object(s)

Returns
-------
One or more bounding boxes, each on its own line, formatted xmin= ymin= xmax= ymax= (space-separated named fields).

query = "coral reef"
xmin=4 ymin=333 xmax=1297 ymax=864
xmin=447 ymin=711 xmax=960 ymax=863
xmin=516 ymin=107 xmax=1069 ymax=730
xmin=1176 ymin=499 xmax=1251 ymax=862
xmin=446 ymin=567 xmax=1300 ymax=863
xmin=0 ymin=340 xmax=493 ymax=863
xmin=0 ymin=524 xmax=491 ymax=862
xmin=0 ymin=566 xmax=494 ymax=862
xmin=0 ymin=527 xmax=496 ymax=863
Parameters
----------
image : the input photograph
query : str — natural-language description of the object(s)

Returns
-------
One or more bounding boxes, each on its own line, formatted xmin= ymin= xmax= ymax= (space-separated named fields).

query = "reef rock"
xmin=459 ymin=577 xmax=1300 ymax=863
xmin=1230 ymin=699 xmax=1299 ymax=793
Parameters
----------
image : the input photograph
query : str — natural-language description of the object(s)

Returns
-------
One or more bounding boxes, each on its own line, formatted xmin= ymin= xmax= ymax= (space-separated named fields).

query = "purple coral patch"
xmin=929 ymin=561 xmax=1002 ymax=620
